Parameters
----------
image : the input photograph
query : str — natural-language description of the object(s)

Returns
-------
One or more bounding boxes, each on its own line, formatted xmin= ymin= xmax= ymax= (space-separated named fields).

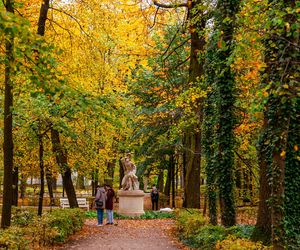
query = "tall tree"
xmin=254 ymin=0 xmax=299 ymax=248
xmin=36 ymin=0 xmax=78 ymax=208
xmin=204 ymin=0 xmax=241 ymax=227
xmin=1 ymin=0 xmax=15 ymax=229
xmin=154 ymin=0 xmax=206 ymax=209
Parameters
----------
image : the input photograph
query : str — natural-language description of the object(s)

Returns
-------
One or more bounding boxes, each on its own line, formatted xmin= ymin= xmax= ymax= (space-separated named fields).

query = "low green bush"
xmin=3 ymin=208 xmax=85 ymax=248
xmin=140 ymin=210 xmax=174 ymax=219
xmin=86 ymin=210 xmax=174 ymax=220
xmin=175 ymin=209 xmax=208 ymax=239
xmin=175 ymin=209 xmax=260 ymax=249
xmin=0 ymin=226 xmax=28 ymax=250
xmin=183 ymin=225 xmax=226 ymax=249
xmin=47 ymin=208 xmax=85 ymax=242
xmin=11 ymin=208 xmax=36 ymax=227
xmin=227 ymin=224 xmax=255 ymax=239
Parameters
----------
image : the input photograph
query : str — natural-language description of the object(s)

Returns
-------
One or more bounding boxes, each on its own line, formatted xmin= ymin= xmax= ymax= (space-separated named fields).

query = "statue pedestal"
xmin=118 ymin=190 xmax=145 ymax=216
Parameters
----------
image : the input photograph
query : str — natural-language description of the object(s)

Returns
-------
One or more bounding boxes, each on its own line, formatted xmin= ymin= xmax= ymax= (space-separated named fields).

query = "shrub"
xmin=0 ymin=226 xmax=28 ymax=250
xmin=26 ymin=216 xmax=59 ymax=247
xmin=175 ymin=209 xmax=208 ymax=239
xmin=140 ymin=210 xmax=174 ymax=219
xmin=216 ymin=235 xmax=272 ymax=250
xmin=11 ymin=208 xmax=36 ymax=227
xmin=175 ymin=209 xmax=262 ymax=249
xmin=226 ymin=224 xmax=255 ymax=239
xmin=188 ymin=225 xmax=226 ymax=249
xmin=86 ymin=210 xmax=174 ymax=220
xmin=2 ymin=207 xmax=85 ymax=249
xmin=47 ymin=208 xmax=85 ymax=242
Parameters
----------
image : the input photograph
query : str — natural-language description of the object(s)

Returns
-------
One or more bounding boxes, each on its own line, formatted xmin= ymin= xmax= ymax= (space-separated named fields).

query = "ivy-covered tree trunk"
xmin=51 ymin=129 xmax=78 ymax=208
xmin=1 ymin=0 xmax=14 ymax=229
xmin=210 ymin=0 xmax=241 ymax=227
xmin=203 ymin=33 xmax=219 ymax=225
xmin=257 ymin=1 xmax=299 ymax=248
xmin=284 ymin=99 xmax=300 ymax=249
xmin=203 ymin=92 xmax=218 ymax=225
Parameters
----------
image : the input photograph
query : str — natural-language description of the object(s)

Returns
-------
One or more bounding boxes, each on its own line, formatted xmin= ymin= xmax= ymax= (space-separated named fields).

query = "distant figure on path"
xmin=120 ymin=153 xmax=139 ymax=190
xmin=105 ymin=184 xmax=115 ymax=225
xmin=94 ymin=185 xmax=106 ymax=226
xmin=151 ymin=185 xmax=159 ymax=210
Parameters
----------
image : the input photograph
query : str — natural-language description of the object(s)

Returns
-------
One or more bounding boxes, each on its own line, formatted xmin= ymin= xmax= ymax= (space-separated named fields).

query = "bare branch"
xmin=153 ymin=0 xmax=187 ymax=8
xmin=150 ymin=7 xmax=160 ymax=29
xmin=49 ymin=6 xmax=91 ymax=38
xmin=163 ymin=37 xmax=190 ymax=61
xmin=174 ymin=56 xmax=190 ymax=69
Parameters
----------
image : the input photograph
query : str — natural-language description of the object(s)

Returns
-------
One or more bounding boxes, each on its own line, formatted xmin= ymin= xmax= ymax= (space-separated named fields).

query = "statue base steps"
xmin=118 ymin=190 xmax=145 ymax=217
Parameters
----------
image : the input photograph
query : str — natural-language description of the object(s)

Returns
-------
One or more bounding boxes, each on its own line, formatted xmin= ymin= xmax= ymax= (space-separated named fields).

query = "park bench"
xmin=59 ymin=198 xmax=89 ymax=211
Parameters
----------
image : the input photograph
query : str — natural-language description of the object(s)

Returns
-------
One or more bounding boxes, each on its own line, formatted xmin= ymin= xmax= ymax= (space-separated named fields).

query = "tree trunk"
xmin=38 ymin=134 xmax=44 ymax=216
xmin=171 ymin=155 xmax=175 ymax=208
xmin=76 ymin=174 xmax=85 ymax=190
xmin=284 ymin=98 xmax=300 ymax=249
xmin=212 ymin=0 xmax=241 ymax=227
xmin=252 ymin=117 xmax=272 ymax=243
xmin=91 ymin=168 xmax=99 ymax=196
xmin=119 ymin=158 xmax=124 ymax=189
xmin=12 ymin=166 xmax=18 ymax=206
xmin=20 ymin=174 xmax=26 ymax=199
xmin=51 ymin=128 xmax=78 ymax=208
xmin=45 ymin=165 xmax=55 ymax=206
xmin=183 ymin=131 xmax=201 ymax=208
xmin=164 ymin=166 xmax=171 ymax=205
xmin=106 ymin=160 xmax=115 ymax=187
xmin=1 ymin=0 xmax=14 ymax=229
xmin=157 ymin=170 xmax=164 ymax=193
xmin=182 ymin=0 xmax=205 ymax=209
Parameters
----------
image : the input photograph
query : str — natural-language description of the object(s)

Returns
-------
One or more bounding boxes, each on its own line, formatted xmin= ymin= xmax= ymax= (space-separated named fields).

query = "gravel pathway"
xmin=58 ymin=218 xmax=185 ymax=250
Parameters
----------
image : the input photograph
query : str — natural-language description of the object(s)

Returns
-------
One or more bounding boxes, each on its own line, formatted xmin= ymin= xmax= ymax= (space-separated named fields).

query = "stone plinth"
xmin=118 ymin=190 xmax=145 ymax=216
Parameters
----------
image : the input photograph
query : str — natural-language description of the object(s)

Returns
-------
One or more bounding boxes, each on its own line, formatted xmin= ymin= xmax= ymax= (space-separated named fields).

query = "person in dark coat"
xmin=94 ymin=185 xmax=106 ymax=226
xmin=151 ymin=185 xmax=159 ymax=210
xmin=104 ymin=184 xmax=115 ymax=225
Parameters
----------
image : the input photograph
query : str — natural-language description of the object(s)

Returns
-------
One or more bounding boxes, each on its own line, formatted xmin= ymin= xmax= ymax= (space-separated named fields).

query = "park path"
xmin=57 ymin=218 xmax=186 ymax=250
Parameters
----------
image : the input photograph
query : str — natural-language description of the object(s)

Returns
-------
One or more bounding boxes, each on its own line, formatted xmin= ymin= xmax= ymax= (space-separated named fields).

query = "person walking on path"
xmin=94 ymin=185 xmax=106 ymax=226
xmin=151 ymin=185 xmax=159 ymax=210
xmin=104 ymin=184 xmax=115 ymax=225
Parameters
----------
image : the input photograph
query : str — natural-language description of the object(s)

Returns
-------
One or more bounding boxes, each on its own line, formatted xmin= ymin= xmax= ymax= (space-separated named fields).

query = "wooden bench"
xmin=59 ymin=198 xmax=89 ymax=211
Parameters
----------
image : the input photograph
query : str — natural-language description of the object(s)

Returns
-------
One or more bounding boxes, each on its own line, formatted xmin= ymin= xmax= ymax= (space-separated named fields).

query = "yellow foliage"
xmin=216 ymin=235 xmax=271 ymax=250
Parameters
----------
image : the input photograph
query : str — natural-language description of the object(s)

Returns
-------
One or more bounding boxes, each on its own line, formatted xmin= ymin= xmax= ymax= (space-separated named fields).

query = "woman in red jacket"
xmin=104 ymin=184 xmax=115 ymax=225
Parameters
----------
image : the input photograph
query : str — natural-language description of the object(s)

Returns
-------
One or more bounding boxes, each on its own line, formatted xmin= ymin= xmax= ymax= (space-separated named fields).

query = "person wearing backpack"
xmin=94 ymin=185 xmax=106 ymax=226
xmin=104 ymin=184 xmax=115 ymax=225
xmin=151 ymin=185 xmax=159 ymax=210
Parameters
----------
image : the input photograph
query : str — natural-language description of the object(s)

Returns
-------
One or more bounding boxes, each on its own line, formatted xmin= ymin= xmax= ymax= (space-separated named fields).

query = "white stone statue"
xmin=120 ymin=154 xmax=139 ymax=191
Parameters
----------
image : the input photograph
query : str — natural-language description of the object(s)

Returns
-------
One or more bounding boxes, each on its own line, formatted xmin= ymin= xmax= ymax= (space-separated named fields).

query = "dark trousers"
xmin=152 ymin=200 xmax=158 ymax=210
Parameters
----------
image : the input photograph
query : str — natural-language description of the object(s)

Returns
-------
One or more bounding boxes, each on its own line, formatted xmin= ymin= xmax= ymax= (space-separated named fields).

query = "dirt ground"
xmin=57 ymin=218 xmax=187 ymax=250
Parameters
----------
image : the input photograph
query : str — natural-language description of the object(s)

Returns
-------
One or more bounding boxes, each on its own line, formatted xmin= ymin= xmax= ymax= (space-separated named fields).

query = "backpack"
xmin=95 ymin=200 xmax=103 ymax=207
